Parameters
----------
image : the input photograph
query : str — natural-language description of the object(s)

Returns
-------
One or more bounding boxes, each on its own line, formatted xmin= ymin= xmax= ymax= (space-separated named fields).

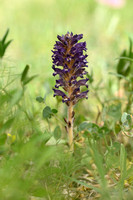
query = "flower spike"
xmin=52 ymin=32 xmax=89 ymax=151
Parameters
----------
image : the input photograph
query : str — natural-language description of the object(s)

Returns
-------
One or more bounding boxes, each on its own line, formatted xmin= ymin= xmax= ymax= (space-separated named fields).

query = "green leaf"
xmin=21 ymin=65 xmax=30 ymax=83
xmin=129 ymin=37 xmax=133 ymax=58
xmin=78 ymin=122 xmax=100 ymax=132
xmin=78 ymin=121 xmax=94 ymax=131
xmin=23 ymin=75 xmax=38 ymax=85
xmin=127 ymin=114 xmax=132 ymax=124
xmin=3 ymin=40 xmax=12 ymax=54
xmin=36 ymin=96 xmax=44 ymax=103
xmin=108 ymin=103 xmax=121 ymax=120
xmin=1 ymin=29 xmax=9 ymax=44
xmin=116 ymin=49 xmax=130 ymax=78
xmin=118 ymin=57 xmax=133 ymax=62
xmin=21 ymin=65 xmax=37 ymax=86
xmin=87 ymin=69 xmax=93 ymax=83
xmin=99 ymin=126 xmax=111 ymax=137
xmin=121 ymin=112 xmax=132 ymax=128
xmin=109 ymin=72 xmax=129 ymax=81
xmin=42 ymin=106 xmax=52 ymax=119
xmin=121 ymin=112 xmax=128 ymax=124
xmin=78 ymin=122 xmax=100 ymax=139
xmin=51 ymin=109 xmax=58 ymax=114
xmin=53 ymin=126 xmax=61 ymax=140
xmin=0 ymin=118 xmax=14 ymax=134
xmin=0 ymin=29 xmax=12 ymax=58
xmin=0 ymin=42 xmax=4 ymax=58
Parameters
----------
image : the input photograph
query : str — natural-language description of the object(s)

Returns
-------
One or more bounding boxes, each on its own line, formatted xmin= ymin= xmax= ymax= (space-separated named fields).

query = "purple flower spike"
xmin=52 ymin=32 xmax=89 ymax=105
xmin=52 ymin=32 xmax=89 ymax=151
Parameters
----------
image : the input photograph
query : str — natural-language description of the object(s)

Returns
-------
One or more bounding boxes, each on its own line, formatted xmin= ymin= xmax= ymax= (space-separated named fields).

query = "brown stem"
xmin=68 ymin=102 xmax=74 ymax=151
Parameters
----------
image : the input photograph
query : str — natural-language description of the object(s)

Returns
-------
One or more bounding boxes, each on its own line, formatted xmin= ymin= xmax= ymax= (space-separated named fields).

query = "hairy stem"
xmin=68 ymin=102 xmax=74 ymax=151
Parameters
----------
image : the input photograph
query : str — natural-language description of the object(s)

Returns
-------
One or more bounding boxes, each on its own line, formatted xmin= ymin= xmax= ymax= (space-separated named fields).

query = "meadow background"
xmin=0 ymin=0 xmax=133 ymax=115
xmin=0 ymin=0 xmax=133 ymax=199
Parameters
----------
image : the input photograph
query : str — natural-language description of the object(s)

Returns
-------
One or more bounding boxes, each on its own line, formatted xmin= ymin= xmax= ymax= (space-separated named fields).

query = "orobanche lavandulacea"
xmin=52 ymin=32 xmax=89 ymax=151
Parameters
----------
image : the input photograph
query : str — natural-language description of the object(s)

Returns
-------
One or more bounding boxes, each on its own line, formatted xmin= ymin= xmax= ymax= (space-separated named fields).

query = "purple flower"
xmin=73 ymin=78 xmax=89 ymax=88
xmin=72 ymin=90 xmax=89 ymax=105
xmin=53 ymin=89 xmax=70 ymax=103
xmin=55 ymin=78 xmax=65 ymax=88
xmin=52 ymin=32 xmax=89 ymax=105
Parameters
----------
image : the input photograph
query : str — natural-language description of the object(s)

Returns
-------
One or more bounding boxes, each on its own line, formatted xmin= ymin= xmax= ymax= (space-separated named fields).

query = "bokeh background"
xmin=0 ymin=0 xmax=133 ymax=119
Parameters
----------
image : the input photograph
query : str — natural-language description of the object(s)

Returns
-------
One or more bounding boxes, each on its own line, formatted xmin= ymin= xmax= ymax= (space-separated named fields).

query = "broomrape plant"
xmin=52 ymin=32 xmax=89 ymax=151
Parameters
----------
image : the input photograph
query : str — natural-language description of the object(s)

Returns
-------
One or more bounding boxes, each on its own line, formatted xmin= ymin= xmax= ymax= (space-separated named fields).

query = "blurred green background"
xmin=0 ymin=0 xmax=133 ymax=111
xmin=0 ymin=2 xmax=133 ymax=199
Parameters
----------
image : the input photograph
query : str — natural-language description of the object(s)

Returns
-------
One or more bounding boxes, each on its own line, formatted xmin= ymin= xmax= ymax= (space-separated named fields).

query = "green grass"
xmin=0 ymin=0 xmax=133 ymax=199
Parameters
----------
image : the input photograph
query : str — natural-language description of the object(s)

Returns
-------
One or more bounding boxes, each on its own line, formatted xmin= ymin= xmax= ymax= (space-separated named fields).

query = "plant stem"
xmin=68 ymin=102 xmax=74 ymax=151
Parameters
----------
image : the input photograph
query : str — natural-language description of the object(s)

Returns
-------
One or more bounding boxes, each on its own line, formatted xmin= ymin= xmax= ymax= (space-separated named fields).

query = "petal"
xmin=73 ymin=78 xmax=89 ymax=88
xmin=77 ymin=90 xmax=89 ymax=99
xmin=55 ymin=78 xmax=66 ymax=88
xmin=73 ymin=90 xmax=89 ymax=104
xmin=71 ymin=42 xmax=87 ymax=54
xmin=72 ymin=87 xmax=80 ymax=96
xmin=71 ymin=34 xmax=83 ymax=45
xmin=53 ymin=89 xmax=66 ymax=97
xmin=52 ymin=66 xmax=68 ymax=77
xmin=74 ymin=68 xmax=87 ymax=78
xmin=57 ymin=35 xmax=68 ymax=45
xmin=53 ymin=89 xmax=70 ymax=103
